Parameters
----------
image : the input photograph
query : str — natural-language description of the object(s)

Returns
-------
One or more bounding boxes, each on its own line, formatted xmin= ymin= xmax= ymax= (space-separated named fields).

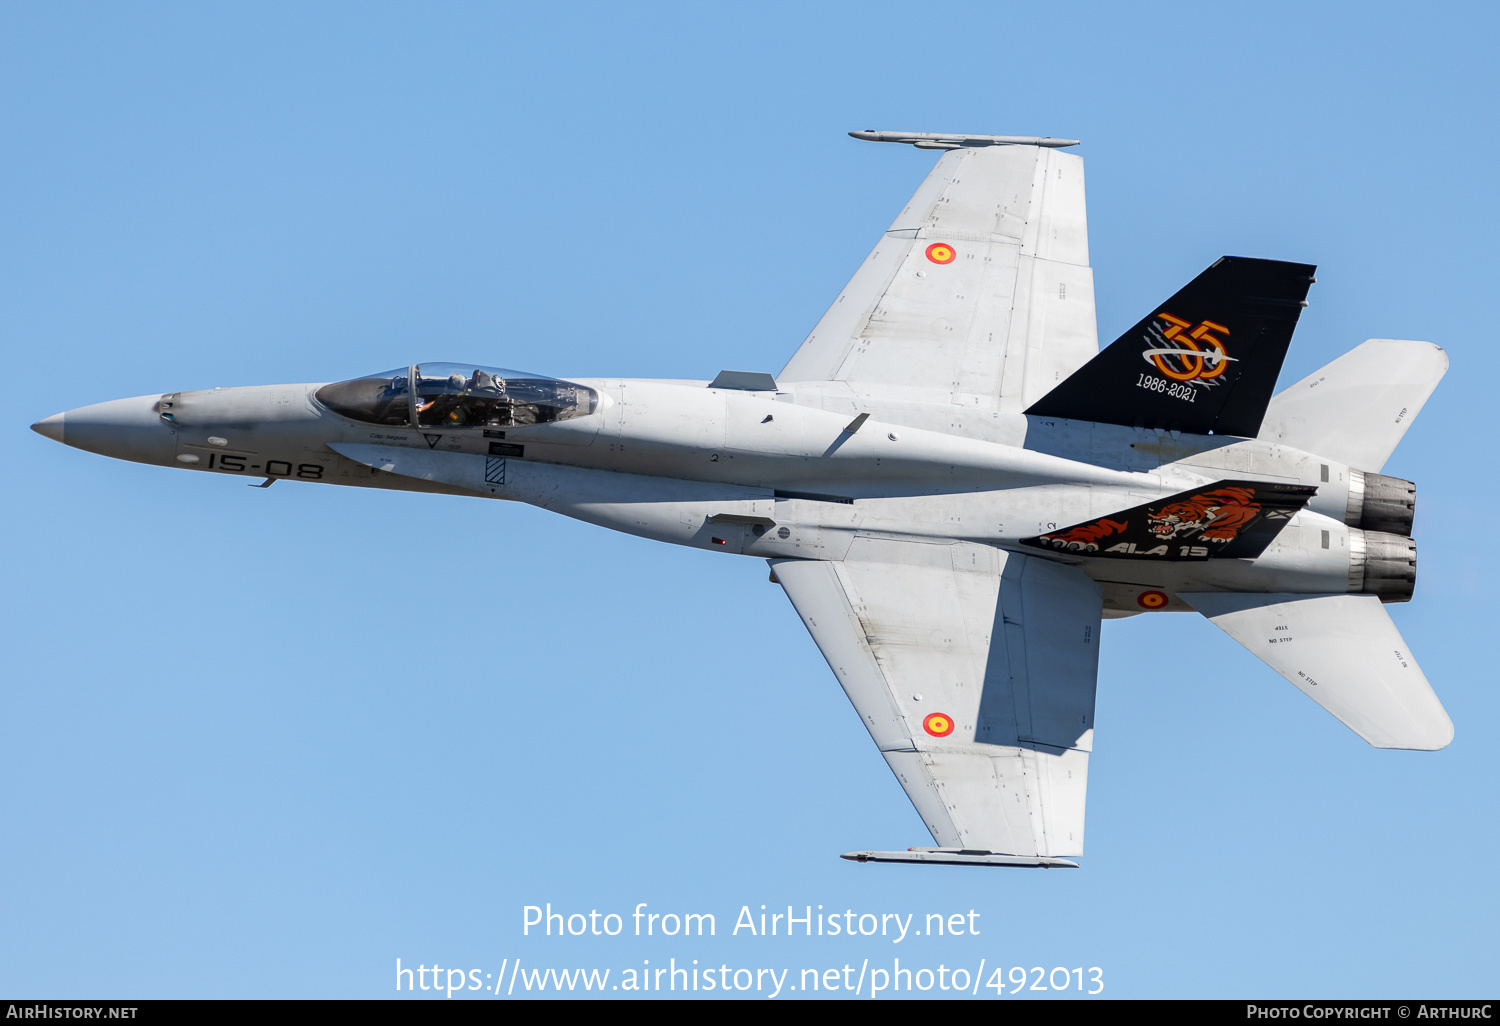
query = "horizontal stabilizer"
xmin=1025 ymin=256 xmax=1315 ymax=436
xmin=842 ymin=849 xmax=1078 ymax=868
xmin=1181 ymin=592 xmax=1452 ymax=750
xmin=1259 ymin=339 xmax=1448 ymax=472
xmin=1022 ymin=480 xmax=1316 ymax=561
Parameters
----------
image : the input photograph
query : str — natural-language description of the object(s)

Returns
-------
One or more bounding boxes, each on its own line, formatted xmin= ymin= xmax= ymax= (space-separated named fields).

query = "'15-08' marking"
xmin=201 ymin=453 xmax=323 ymax=478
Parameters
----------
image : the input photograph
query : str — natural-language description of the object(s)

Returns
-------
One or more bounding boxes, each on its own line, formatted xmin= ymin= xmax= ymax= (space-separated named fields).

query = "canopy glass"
xmin=315 ymin=364 xmax=598 ymax=428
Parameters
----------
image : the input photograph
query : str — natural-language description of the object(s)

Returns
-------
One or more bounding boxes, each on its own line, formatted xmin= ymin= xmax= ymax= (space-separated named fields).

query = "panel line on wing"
xmin=772 ymin=549 xmax=1101 ymax=858
xmin=780 ymin=143 xmax=1098 ymax=412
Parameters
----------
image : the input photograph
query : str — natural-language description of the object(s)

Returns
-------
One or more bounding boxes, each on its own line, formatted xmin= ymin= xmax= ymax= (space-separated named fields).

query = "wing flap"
xmin=1181 ymin=592 xmax=1452 ymax=750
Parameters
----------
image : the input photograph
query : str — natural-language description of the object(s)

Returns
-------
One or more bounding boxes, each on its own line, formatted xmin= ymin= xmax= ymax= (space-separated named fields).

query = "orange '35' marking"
xmin=1150 ymin=313 xmax=1231 ymax=382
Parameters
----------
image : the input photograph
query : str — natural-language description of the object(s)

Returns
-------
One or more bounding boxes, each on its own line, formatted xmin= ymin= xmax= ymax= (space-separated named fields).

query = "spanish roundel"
xmin=925 ymin=242 xmax=956 ymax=264
xmin=922 ymin=712 xmax=955 ymax=737
xmin=1137 ymin=590 xmax=1170 ymax=610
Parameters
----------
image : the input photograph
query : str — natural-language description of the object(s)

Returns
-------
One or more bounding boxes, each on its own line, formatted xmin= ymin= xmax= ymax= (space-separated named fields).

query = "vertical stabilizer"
xmin=1025 ymin=257 xmax=1315 ymax=436
xmin=1258 ymin=339 xmax=1447 ymax=472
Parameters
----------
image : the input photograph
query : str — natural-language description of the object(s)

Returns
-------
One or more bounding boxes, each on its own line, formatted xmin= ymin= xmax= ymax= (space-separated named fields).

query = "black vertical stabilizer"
xmin=1024 ymin=257 xmax=1316 ymax=437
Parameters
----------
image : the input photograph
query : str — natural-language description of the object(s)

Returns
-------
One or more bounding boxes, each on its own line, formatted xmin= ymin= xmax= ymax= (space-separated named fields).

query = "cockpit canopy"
xmin=315 ymin=363 xmax=598 ymax=428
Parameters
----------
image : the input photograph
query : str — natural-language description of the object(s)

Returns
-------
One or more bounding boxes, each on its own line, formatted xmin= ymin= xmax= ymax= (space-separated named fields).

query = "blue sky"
xmin=3 ymin=1 xmax=1496 ymax=999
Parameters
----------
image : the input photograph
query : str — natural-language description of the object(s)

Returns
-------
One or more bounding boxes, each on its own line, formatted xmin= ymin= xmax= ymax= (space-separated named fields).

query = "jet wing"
xmin=780 ymin=143 xmax=1097 ymax=411
xmin=772 ymin=546 xmax=1101 ymax=865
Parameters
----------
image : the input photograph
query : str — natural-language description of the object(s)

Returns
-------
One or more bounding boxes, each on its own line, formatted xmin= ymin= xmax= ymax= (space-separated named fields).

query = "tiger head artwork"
xmin=1146 ymin=486 xmax=1261 ymax=542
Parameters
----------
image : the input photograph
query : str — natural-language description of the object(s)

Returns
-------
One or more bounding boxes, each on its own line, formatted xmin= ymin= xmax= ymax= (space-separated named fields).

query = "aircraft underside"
xmin=32 ymin=131 xmax=1451 ymax=866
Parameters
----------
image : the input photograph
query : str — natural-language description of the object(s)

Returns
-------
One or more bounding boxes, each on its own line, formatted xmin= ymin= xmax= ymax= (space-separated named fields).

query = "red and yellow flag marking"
xmin=1137 ymin=590 xmax=1170 ymax=610
xmin=924 ymin=243 xmax=956 ymax=265
xmin=922 ymin=711 xmax=955 ymax=737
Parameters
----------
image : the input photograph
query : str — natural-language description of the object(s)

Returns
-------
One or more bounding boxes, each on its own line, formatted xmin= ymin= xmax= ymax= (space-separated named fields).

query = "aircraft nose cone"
xmin=39 ymin=394 xmax=177 ymax=465
xmin=31 ymin=413 xmax=65 ymax=443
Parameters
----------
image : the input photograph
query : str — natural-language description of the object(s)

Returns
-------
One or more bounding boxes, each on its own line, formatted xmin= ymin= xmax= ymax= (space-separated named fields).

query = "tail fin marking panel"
xmin=1025 ymin=256 xmax=1316 ymax=436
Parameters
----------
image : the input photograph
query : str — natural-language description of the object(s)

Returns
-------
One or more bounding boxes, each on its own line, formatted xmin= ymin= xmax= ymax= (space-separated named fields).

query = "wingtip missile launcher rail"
xmin=849 ymin=129 xmax=1081 ymax=149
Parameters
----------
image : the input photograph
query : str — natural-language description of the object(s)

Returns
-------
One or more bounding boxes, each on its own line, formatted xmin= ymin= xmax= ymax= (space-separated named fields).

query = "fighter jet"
xmin=31 ymin=130 xmax=1451 ymax=868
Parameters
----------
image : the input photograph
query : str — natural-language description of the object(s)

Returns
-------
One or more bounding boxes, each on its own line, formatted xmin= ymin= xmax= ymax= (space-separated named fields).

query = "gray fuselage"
xmin=34 ymin=374 xmax=1413 ymax=617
